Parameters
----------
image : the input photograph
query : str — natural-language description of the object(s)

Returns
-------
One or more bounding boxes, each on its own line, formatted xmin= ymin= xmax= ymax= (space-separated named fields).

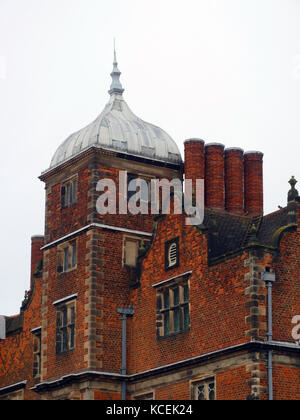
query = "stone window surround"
xmin=57 ymin=239 xmax=77 ymax=274
xmin=54 ymin=297 xmax=77 ymax=355
xmin=61 ymin=175 xmax=78 ymax=209
xmin=191 ymin=376 xmax=216 ymax=400
xmin=155 ymin=274 xmax=190 ymax=339
xmin=31 ymin=327 xmax=42 ymax=380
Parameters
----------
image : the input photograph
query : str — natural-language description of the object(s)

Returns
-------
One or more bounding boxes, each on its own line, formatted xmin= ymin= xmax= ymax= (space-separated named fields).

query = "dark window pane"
xmin=183 ymin=285 xmax=189 ymax=302
xmin=72 ymin=180 xmax=77 ymax=204
xmin=56 ymin=311 xmax=62 ymax=327
xmin=197 ymin=385 xmax=205 ymax=400
xmin=173 ymin=308 xmax=181 ymax=332
xmin=72 ymin=244 xmax=77 ymax=268
xmin=184 ymin=305 xmax=190 ymax=330
xmin=70 ymin=306 xmax=75 ymax=324
xmin=163 ymin=291 xmax=170 ymax=309
xmin=62 ymin=308 xmax=68 ymax=327
xmin=56 ymin=330 xmax=62 ymax=354
xmin=173 ymin=287 xmax=179 ymax=306
xmin=62 ymin=327 xmax=68 ymax=352
xmin=208 ymin=383 xmax=215 ymax=400
xmin=63 ymin=248 xmax=69 ymax=271
xmin=66 ymin=183 xmax=72 ymax=206
xmin=128 ymin=176 xmax=137 ymax=201
xmin=61 ymin=186 xmax=66 ymax=208
xmin=70 ymin=325 xmax=75 ymax=349
xmin=164 ymin=312 xmax=170 ymax=336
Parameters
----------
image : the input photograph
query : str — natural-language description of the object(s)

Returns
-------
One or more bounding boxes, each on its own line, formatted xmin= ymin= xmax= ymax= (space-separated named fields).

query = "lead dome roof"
xmin=49 ymin=51 xmax=182 ymax=170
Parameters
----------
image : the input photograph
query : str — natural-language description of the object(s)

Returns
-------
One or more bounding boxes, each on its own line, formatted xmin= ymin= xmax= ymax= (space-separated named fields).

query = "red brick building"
xmin=0 ymin=54 xmax=299 ymax=401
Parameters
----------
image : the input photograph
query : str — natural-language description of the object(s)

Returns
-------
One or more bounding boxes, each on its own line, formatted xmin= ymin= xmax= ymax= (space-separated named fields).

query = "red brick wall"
xmin=94 ymin=391 xmax=121 ymax=400
xmin=46 ymin=167 xmax=91 ymax=243
xmin=42 ymin=232 xmax=90 ymax=381
xmin=155 ymin=381 xmax=190 ymax=400
xmin=128 ymin=213 xmax=249 ymax=374
xmin=0 ymin=276 xmax=42 ymax=400
xmin=273 ymin=231 xmax=300 ymax=343
xmin=273 ymin=365 xmax=300 ymax=400
xmin=216 ymin=365 xmax=251 ymax=400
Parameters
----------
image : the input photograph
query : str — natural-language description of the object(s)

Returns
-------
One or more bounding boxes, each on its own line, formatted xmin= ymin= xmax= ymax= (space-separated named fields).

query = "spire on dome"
xmin=109 ymin=40 xmax=124 ymax=96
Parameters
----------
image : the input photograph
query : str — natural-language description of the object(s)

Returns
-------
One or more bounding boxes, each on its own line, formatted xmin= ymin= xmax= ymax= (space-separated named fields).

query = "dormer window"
xmin=61 ymin=178 xmax=78 ymax=209
xmin=165 ymin=238 xmax=179 ymax=271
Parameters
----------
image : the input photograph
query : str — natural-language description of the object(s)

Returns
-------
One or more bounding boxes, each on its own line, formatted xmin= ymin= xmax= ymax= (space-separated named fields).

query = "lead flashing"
xmin=53 ymin=294 xmax=78 ymax=307
xmin=152 ymin=271 xmax=193 ymax=288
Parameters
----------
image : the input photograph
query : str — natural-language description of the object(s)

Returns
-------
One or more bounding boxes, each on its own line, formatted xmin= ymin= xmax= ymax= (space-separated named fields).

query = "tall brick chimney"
xmin=225 ymin=148 xmax=244 ymax=215
xmin=205 ymin=143 xmax=225 ymax=210
xmin=244 ymin=151 xmax=264 ymax=216
xmin=184 ymin=139 xmax=205 ymax=187
xmin=30 ymin=235 xmax=44 ymax=289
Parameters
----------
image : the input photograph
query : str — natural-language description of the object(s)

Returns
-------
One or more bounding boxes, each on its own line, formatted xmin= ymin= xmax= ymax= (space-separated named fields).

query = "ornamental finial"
xmin=109 ymin=40 xmax=124 ymax=96
xmin=288 ymin=176 xmax=299 ymax=202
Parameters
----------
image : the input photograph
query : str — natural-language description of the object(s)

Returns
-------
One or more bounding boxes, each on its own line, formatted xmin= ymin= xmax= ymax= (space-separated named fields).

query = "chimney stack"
xmin=184 ymin=140 xmax=263 ymax=217
xmin=244 ymin=152 xmax=264 ymax=216
xmin=184 ymin=139 xmax=205 ymax=187
xmin=205 ymin=143 xmax=225 ymax=210
xmin=30 ymin=236 xmax=44 ymax=289
xmin=225 ymin=148 xmax=244 ymax=215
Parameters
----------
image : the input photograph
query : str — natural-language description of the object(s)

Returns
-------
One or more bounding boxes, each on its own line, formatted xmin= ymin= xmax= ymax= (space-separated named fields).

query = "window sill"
xmin=56 ymin=348 xmax=75 ymax=357
xmin=58 ymin=266 xmax=77 ymax=276
xmin=61 ymin=203 xmax=77 ymax=211
xmin=157 ymin=328 xmax=190 ymax=341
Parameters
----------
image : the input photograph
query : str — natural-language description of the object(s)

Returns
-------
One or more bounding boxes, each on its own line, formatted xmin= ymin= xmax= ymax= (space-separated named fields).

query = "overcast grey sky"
xmin=0 ymin=0 xmax=299 ymax=315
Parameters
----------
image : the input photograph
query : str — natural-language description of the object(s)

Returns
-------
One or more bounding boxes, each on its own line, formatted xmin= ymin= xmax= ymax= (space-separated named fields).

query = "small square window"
xmin=192 ymin=378 xmax=216 ymax=400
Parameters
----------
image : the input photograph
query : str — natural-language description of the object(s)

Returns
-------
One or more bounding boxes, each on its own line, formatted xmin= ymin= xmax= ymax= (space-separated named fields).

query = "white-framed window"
xmin=156 ymin=280 xmax=190 ymax=338
xmin=61 ymin=177 xmax=78 ymax=208
xmin=56 ymin=301 xmax=76 ymax=354
xmin=32 ymin=329 xmax=41 ymax=378
xmin=58 ymin=241 xmax=77 ymax=273
xmin=192 ymin=378 xmax=216 ymax=400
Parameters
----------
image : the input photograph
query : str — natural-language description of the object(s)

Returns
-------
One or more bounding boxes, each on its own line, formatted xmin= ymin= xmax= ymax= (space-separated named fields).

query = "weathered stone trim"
xmin=84 ymin=229 xmax=105 ymax=370
xmin=41 ymin=249 xmax=50 ymax=381
xmin=244 ymin=252 xmax=267 ymax=341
